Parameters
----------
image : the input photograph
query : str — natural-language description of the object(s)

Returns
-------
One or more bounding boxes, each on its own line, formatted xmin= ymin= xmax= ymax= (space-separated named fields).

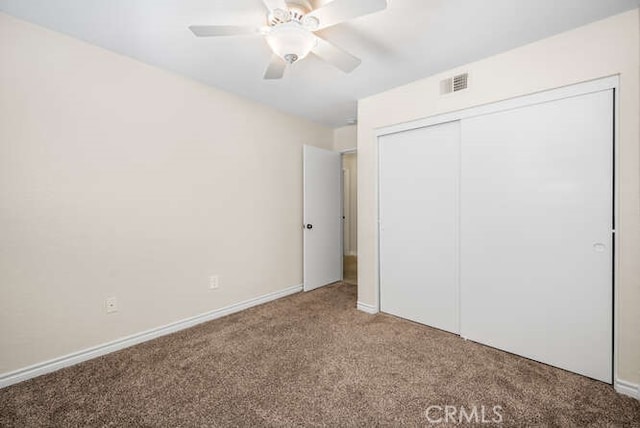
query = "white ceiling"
xmin=1 ymin=0 xmax=638 ymax=127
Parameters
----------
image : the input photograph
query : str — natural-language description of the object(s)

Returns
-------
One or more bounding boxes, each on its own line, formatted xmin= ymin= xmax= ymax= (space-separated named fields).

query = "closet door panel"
xmin=379 ymin=121 xmax=460 ymax=333
xmin=460 ymin=90 xmax=613 ymax=383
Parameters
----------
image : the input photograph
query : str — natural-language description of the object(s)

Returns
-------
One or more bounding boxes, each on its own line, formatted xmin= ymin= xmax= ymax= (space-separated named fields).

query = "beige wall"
xmin=0 ymin=13 xmax=333 ymax=375
xmin=342 ymin=153 xmax=357 ymax=255
xmin=358 ymin=9 xmax=640 ymax=384
xmin=333 ymin=125 xmax=357 ymax=152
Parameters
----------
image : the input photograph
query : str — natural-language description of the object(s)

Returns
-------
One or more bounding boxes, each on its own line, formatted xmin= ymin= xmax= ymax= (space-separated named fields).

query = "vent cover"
xmin=440 ymin=73 xmax=469 ymax=94
xmin=453 ymin=73 xmax=468 ymax=91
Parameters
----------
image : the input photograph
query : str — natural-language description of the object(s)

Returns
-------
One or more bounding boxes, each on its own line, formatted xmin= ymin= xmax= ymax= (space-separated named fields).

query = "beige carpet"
xmin=1 ymin=282 xmax=639 ymax=427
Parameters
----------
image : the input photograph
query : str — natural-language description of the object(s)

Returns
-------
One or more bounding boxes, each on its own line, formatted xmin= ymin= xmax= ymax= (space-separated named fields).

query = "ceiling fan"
xmin=189 ymin=0 xmax=388 ymax=79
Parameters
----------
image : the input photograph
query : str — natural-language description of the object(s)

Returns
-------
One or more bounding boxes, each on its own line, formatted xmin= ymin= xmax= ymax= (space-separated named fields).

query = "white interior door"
xmin=379 ymin=121 xmax=460 ymax=334
xmin=303 ymin=145 xmax=342 ymax=291
xmin=459 ymin=90 xmax=613 ymax=383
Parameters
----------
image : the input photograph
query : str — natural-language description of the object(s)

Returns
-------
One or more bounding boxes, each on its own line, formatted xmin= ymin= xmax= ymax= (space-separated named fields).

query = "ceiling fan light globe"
xmin=266 ymin=22 xmax=317 ymax=63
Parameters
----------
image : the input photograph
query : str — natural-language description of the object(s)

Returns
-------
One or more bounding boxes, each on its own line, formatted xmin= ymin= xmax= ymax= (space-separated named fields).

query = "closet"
xmin=379 ymin=84 xmax=614 ymax=383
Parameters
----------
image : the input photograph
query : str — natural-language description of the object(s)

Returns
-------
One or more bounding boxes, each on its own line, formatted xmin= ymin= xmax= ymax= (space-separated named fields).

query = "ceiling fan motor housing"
xmin=268 ymin=0 xmax=318 ymax=28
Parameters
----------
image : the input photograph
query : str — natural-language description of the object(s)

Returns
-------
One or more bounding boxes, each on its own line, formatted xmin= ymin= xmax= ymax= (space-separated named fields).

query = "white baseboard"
xmin=615 ymin=379 xmax=640 ymax=400
xmin=0 ymin=284 xmax=303 ymax=389
xmin=357 ymin=301 xmax=378 ymax=314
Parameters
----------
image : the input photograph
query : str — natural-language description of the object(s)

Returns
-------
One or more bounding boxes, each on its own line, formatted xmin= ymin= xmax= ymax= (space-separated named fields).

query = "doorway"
xmin=342 ymin=151 xmax=357 ymax=284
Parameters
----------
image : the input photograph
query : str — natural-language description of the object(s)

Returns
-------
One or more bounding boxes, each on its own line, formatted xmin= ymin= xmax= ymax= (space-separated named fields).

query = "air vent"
xmin=453 ymin=73 xmax=468 ymax=91
xmin=440 ymin=73 xmax=469 ymax=95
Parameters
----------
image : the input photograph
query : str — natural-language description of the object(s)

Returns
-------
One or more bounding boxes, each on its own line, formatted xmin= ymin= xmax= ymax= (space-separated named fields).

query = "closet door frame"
xmin=374 ymin=75 xmax=619 ymax=380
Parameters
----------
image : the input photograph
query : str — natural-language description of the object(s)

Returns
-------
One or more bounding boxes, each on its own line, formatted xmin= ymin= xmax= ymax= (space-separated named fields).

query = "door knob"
xmin=306 ymin=224 xmax=313 ymax=229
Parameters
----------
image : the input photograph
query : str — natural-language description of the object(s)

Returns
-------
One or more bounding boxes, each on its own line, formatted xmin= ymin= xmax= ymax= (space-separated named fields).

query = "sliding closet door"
xmin=460 ymin=90 xmax=613 ymax=383
xmin=380 ymin=121 xmax=460 ymax=334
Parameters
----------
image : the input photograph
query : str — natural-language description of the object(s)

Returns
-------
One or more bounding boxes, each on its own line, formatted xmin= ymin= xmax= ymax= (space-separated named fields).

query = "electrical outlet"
xmin=105 ymin=297 xmax=118 ymax=314
xmin=209 ymin=275 xmax=219 ymax=290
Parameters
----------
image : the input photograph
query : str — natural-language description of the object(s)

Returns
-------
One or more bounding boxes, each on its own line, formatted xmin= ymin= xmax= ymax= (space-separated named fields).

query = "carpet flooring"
xmin=1 ymin=282 xmax=639 ymax=427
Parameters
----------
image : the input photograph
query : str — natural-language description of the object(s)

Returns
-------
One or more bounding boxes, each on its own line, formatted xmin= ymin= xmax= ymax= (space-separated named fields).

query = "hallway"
xmin=343 ymin=255 xmax=357 ymax=285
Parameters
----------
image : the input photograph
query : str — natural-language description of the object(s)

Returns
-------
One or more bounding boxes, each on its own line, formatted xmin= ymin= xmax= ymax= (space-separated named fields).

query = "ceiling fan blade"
xmin=189 ymin=25 xmax=261 ymax=37
xmin=262 ymin=0 xmax=288 ymax=12
xmin=311 ymin=36 xmax=361 ymax=73
xmin=307 ymin=0 xmax=387 ymax=30
xmin=264 ymin=54 xmax=287 ymax=80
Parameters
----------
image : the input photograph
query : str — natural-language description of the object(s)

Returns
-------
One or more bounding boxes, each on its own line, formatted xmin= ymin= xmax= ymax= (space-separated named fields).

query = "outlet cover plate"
xmin=209 ymin=275 xmax=219 ymax=290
